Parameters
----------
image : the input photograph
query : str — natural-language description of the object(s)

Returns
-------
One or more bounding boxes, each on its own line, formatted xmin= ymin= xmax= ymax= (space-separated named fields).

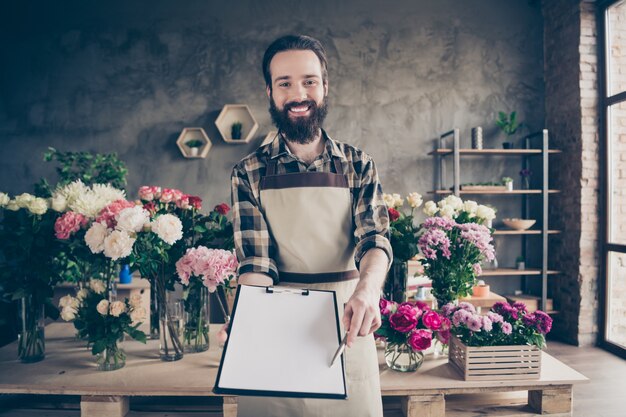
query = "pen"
xmin=330 ymin=334 xmax=348 ymax=367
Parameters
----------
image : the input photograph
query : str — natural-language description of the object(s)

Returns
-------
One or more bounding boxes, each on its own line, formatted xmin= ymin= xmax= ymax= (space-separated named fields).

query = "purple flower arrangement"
xmin=441 ymin=300 xmax=553 ymax=349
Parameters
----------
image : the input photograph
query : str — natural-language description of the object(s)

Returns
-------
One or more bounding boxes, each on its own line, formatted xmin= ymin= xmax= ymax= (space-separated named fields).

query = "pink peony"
xmin=379 ymin=298 xmax=394 ymax=315
xmin=422 ymin=310 xmax=443 ymax=330
xmin=54 ymin=211 xmax=88 ymax=239
xmin=96 ymin=200 xmax=135 ymax=229
xmin=436 ymin=328 xmax=451 ymax=345
xmin=389 ymin=305 xmax=419 ymax=333
xmin=176 ymin=246 xmax=238 ymax=292
xmin=408 ymin=329 xmax=433 ymax=351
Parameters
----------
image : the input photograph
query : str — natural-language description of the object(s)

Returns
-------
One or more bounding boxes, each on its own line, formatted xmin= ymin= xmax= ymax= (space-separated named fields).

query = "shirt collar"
xmin=267 ymin=129 xmax=346 ymax=161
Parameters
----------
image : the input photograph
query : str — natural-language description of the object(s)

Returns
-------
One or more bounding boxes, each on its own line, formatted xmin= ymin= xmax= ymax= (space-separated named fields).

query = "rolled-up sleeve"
xmin=231 ymin=165 xmax=279 ymax=283
xmin=353 ymin=156 xmax=393 ymax=269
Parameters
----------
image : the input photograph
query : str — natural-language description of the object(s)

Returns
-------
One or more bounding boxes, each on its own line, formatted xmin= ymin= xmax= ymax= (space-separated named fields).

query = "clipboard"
xmin=213 ymin=284 xmax=347 ymax=399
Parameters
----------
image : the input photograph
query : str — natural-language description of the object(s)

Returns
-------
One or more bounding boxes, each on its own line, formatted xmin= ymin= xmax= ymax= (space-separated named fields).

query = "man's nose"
xmin=290 ymin=84 xmax=308 ymax=102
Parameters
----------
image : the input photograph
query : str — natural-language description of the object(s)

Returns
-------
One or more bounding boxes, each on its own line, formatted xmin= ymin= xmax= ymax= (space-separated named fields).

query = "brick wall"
xmin=543 ymin=0 xmax=600 ymax=346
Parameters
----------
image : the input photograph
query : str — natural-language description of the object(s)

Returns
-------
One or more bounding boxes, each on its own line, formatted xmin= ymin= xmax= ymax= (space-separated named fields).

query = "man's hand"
xmin=343 ymin=284 xmax=381 ymax=348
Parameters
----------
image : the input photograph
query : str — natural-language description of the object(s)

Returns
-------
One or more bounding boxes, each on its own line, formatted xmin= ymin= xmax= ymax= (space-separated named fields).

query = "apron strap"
xmin=266 ymin=159 xmax=278 ymax=176
xmin=280 ymin=270 xmax=359 ymax=284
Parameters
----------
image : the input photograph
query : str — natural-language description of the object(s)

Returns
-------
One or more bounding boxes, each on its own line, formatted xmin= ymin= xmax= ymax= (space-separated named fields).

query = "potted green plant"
xmin=231 ymin=122 xmax=243 ymax=140
xmin=185 ymin=139 xmax=204 ymax=157
xmin=495 ymin=111 xmax=522 ymax=149
xmin=516 ymin=256 xmax=525 ymax=270
xmin=502 ymin=177 xmax=513 ymax=191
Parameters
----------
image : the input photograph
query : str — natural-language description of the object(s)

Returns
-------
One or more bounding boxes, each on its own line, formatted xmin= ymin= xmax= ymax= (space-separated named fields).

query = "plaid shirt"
xmin=231 ymin=130 xmax=392 ymax=283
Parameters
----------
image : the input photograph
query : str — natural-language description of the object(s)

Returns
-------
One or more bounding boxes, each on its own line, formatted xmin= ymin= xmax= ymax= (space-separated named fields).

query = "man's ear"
xmin=323 ymin=79 xmax=329 ymax=97
xmin=266 ymin=85 xmax=271 ymax=99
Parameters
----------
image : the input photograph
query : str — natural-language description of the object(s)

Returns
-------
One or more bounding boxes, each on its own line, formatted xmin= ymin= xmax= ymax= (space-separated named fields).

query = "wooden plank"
xmin=80 ymin=396 xmax=128 ymax=417
xmin=479 ymin=268 xmax=560 ymax=276
xmin=493 ymin=229 xmax=560 ymax=235
xmin=428 ymin=190 xmax=560 ymax=195
xmin=222 ymin=396 xmax=237 ymax=417
xmin=528 ymin=387 xmax=572 ymax=415
xmin=427 ymin=149 xmax=562 ymax=156
xmin=401 ymin=394 xmax=445 ymax=417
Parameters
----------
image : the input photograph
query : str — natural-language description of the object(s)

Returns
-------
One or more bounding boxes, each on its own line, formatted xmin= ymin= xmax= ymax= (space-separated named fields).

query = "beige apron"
xmin=237 ymin=156 xmax=383 ymax=417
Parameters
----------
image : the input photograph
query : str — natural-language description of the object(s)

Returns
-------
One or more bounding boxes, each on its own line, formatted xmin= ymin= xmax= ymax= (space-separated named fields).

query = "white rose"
xmin=59 ymin=295 xmax=75 ymax=308
xmin=392 ymin=193 xmax=403 ymax=208
xmin=151 ymin=214 xmax=183 ymax=245
xmin=89 ymin=279 xmax=106 ymax=294
xmin=476 ymin=205 xmax=496 ymax=221
xmin=60 ymin=306 xmax=77 ymax=321
xmin=76 ymin=288 xmax=89 ymax=300
xmin=0 ymin=192 xmax=9 ymax=207
xmin=28 ymin=197 xmax=48 ymax=215
xmin=103 ymin=230 xmax=135 ymax=261
xmin=129 ymin=293 xmax=143 ymax=308
xmin=130 ymin=306 xmax=147 ymax=323
xmin=6 ymin=200 xmax=20 ymax=211
xmin=15 ymin=193 xmax=34 ymax=208
xmin=440 ymin=205 xmax=456 ymax=218
xmin=96 ymin=299 xmax=109 ymax=316
xmin=463 ymin=200 xmax=478 ymax=215
xmin=383 ymin=193 xmax=395 ymax=208
xmin=443 ymin=195 xmax=463 ymax=211
xmin=423 ymin=201 xmax=439 ymax=216
xmin=406 ymin=192 xmax=423 ymax=209
xmin=50 ymin=194 xmax=68 ymax=212
xmin=109 ymin=300 xmax=126 ymax=317
xmin=116 ymin=206 xmax=150 ymax=233
xmin=85 ymin=222 xmax=109 ymax=254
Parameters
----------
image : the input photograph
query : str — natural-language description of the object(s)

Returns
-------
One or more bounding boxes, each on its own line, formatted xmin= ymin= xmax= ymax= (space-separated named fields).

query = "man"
xmin=231 ymin=35 xmax=392 ymax=417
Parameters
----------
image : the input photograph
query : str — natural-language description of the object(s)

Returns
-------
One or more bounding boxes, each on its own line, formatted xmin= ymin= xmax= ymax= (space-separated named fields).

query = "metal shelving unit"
xmin=430 ymin=129 xmax=560 ymax=312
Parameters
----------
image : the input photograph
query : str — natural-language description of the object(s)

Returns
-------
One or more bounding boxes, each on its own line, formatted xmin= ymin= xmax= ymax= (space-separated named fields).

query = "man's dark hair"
xmin=262 ymin=35 xmax=328 ymax=88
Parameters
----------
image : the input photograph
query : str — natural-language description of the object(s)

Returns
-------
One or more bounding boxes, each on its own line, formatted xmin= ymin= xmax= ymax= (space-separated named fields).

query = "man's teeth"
xmin=290 ymin=106 xmax=309 ymax=112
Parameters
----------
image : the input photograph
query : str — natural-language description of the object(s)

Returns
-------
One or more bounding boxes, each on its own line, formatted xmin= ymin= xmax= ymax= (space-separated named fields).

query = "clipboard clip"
xmin=265 ymin=286 xmax=309 ymax=296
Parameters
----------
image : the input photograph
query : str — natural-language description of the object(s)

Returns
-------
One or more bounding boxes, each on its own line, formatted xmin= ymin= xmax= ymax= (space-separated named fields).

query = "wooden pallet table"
xmin=0 ymin=323 xmax=587 ymax=417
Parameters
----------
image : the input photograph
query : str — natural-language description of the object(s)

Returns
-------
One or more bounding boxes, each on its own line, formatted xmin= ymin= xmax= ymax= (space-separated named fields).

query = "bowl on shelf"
xmin=502 ymin=218 xmax=536 ymax=230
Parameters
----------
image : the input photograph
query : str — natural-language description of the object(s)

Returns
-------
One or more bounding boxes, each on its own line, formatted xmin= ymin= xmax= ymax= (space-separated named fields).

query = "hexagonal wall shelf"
xmin=260 ymin=130 xmax=278 ymax=147
xmin=176 ymin=127 xmax=212 ymax=159
xmin=215 ymin=104 xmax=259 ymax=144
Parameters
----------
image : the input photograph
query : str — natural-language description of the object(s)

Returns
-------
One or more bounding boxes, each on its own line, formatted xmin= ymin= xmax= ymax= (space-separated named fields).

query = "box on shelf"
xmin=505 ymin=294 xmax=553 ymax=312
xmin=448 ymin=335 xmax=541 ymax=381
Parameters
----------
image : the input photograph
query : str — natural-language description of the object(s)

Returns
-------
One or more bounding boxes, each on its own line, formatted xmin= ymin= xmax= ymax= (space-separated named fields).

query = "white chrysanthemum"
xmin=89 ymin=279 xmax=106 ymax=294
xmin=440 ymin=205 xmax=456 ymax=218
xmin=130 ymin=306 xmax=147 ymax=323
xmin=383 ymin=193 xmax=395 ymax=208
xmin=103 ymin=230 xmax=135 ymax=261
xmin=50 ymin=194 xmax=68 ymax=212
xmin=60 ymin=306 xmax=77 ymax=321
xmin=85 ymin=222 xmax=109 ymax=254
xmin=91 ymin=183 xmax=126 ymax=205
xmin=15 ymin=193 xmax=35 ymax=208
xmin=406 ymin=192 xmax=423 ymax=209
xmin=28 ymin=197 xmax=48 ymax=215
xmin=0 ymin=192 xmax=9 ymax=207
xmin=423 ymin=201 xmax=439 ymax=216
xmin=129 ymin=293 xmax=143 ymax=308
xmin=476 ymin=205 xmax=496 ymax=221
xmin=69 ymin=191 xmax=105 ymax=218
xmin=96 ymin=299 xmax=109 ymax=316
xmin=116 ymin=206 xmax=149 ymax=233
xmin=109 ymin=300 xmax=126 ymax=317
xmin=151 ymin=214 xmax=183 ymax=245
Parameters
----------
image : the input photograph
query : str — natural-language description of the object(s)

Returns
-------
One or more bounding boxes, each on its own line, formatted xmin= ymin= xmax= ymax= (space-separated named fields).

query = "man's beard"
xmin=269 ymin=97 xmax=328 ymax=144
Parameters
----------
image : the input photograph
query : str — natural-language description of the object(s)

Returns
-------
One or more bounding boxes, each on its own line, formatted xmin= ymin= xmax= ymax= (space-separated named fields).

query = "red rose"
xmin=408 ymin=329 xmax=432 ymax=351
xmin=214 ymin=203 xmax=230 ymax=215
xmin=422 ymin=310 xmax=443 ymax=331
xmin=143 ymin=201 xmax=156 ymax=214
xmin=388 ymin=207 xmax=400 ymax=222
xmin=389 ymin=305 xmax=418 ymax=333
xmin=188 ymin=196 xmax=202 ymax=210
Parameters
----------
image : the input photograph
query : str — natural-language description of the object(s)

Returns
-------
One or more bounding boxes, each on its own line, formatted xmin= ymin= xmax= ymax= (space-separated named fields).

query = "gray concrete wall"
xmin=0 ymin=0 xmax=545 ymax=295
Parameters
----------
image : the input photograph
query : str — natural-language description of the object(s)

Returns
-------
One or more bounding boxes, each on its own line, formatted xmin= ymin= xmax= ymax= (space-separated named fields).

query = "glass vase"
xmin=183 ymin=285 xmax=210 ymax=353
xmin=158 ymin=286 xmax=184 ymax=361
xmin=17 ymin=296 xmax=45 ymax=363
xmin=383 ymin=260 xmax=408 ymax=303
xmin=149 ymin=281 xmax=160 ymax=340
xmin=384 ymin=343 xmax=424 ymax=372
xmin=96 ymin=343 xmax=126 ymax=371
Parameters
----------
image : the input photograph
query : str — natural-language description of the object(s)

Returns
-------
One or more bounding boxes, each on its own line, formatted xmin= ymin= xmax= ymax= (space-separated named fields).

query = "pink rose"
xmin=96 ymin=200 xmax=135 ymax=229
xmin=389 ymin=305 xmax=418 ymax=333
xmin=54 ymin=211 xmax=88 ymax=239
xmin=408 ymin=329 xmax=432 ymax=351
xmin=422 ymin=310 xmax=443 ymax=331
xmin=138 ymin=186 xmax=155 ymax=201
xmin=160 ymin=188 xmax=175 ymax=203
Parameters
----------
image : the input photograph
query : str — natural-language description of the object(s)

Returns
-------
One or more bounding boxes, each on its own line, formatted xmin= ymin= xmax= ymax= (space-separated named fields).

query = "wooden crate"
xmin=448 ymin=335 xmax=541 ymax=381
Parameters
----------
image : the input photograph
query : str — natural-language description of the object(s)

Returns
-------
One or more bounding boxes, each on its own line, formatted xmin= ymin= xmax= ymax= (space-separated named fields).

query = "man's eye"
xmin=279 ymin=82 xmax=290 ymax=87
xmin=305 ymin=80 xmax=317 ymax=86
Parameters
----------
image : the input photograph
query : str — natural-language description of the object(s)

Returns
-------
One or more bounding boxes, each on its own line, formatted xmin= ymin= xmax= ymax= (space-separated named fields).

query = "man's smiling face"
xmin=267 ymin=49 xmax=329 ymax=144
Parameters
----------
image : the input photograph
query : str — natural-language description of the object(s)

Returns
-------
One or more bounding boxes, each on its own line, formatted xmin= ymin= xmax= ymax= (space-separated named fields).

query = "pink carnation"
xmin=96 ymin=200 xmax=135 ymax=229
xmin=408 ymin=329 xmax=432 ymax=351
xmin=467 ymin=314 xmax=483 ymax=332
xmin=501 ymin=322 xmax=513 ymax=335
xmin=54 ymin=211 xmax=88 ymax=239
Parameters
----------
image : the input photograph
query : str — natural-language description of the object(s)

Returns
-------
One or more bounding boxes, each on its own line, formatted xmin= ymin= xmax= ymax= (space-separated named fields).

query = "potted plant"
xmin=502 ymin=177 xmax=514 ymax=191
xmin=185 ymin=139 xmax=204 ymax=157
xmin=496 ymin=111 xmax=522 ymax=149
xmin=231 ymin=122 xmax=243 ymax=140
xmin=516 ymin=256 xmax=525 ymax=270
